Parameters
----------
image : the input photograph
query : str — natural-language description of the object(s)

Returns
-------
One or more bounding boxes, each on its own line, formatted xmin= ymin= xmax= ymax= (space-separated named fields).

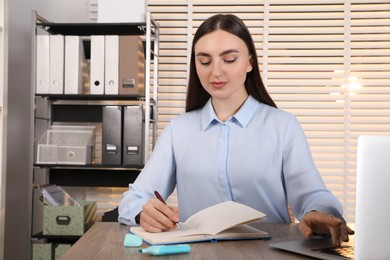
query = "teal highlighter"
xmin=138 ymin=244 xmax=191 ymax=256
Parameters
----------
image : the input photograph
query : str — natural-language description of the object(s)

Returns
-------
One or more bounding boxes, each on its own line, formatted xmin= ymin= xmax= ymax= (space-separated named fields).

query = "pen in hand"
xmin=154 ymin=191 xmax=181 ymax=228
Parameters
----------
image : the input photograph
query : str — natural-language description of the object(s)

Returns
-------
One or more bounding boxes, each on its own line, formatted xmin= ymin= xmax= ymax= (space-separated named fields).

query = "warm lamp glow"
xmin=328 ymin=71 xmax=363 ymax=101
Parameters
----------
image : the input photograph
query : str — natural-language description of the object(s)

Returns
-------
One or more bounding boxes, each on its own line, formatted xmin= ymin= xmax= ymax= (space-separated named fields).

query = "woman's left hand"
xmin=298 ymin=211 xmax=355 ymax=246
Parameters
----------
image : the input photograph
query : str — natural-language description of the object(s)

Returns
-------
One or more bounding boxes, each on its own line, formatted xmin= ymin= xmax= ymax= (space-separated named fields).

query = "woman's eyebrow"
xmin=220 ymin=49 xmax=239 ymax=56
xmin=196 ymin=49 xmax=239 ymax=57
xmin=196 ymin=52 xmax=211 ymax=57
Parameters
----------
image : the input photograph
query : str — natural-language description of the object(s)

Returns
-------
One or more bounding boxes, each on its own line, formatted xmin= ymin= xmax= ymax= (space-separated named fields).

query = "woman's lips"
xmin=211 ymin=81 xmax=226 ymax=88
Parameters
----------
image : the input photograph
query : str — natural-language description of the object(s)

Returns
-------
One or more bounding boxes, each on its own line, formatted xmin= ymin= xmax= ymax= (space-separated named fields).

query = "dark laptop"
xmin=269 ymin=238 xmax=353 ymax=259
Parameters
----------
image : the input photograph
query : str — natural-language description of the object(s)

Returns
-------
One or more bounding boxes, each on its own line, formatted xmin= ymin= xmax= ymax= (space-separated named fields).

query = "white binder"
xmin=90 ymin=35 xmax=105 ymax=94
xmin=49 ymin=35 xmax=65 ymax=94
xmin=64 ymin=36 xmax=84 ymax=94
xmin=104 ymin=35 xmax=119 ymax=95
xmin=36 ymin=35 xmax=50 ymax=94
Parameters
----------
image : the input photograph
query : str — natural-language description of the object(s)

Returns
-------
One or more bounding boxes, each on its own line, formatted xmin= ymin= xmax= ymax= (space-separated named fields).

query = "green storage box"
xmin=43 ymin=201 xmax=96 ymax=236
xmin=32 ymin=242 xmax=53 ymax=260
xmin=54 ymin=243 xmax=72 ymax=259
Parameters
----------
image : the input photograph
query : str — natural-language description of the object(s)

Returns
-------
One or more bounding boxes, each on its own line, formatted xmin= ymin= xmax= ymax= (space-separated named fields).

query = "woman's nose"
xmin=212 ymin=61 xmax=223 ymax=76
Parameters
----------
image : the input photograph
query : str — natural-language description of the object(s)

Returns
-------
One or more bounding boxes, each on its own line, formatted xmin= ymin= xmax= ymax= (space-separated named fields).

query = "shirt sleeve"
xmin=282 ymin=116 xmax=343 ymax=220
xmin=118 ymin=123 xmax=177 ymax=225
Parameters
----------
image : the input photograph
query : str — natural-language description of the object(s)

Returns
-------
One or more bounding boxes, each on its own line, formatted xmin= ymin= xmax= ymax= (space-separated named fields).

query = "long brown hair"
xmin=186 ymin=14 xmax=277 ymax=112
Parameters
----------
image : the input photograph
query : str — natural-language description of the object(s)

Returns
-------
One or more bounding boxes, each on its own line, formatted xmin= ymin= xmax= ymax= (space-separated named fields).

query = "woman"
xmin=118 ymin=14 xmax=353 ymax=246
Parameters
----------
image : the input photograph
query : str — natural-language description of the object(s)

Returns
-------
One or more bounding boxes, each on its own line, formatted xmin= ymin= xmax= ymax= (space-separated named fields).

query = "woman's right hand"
xmin=139 ymin=198 xmax=180 ymax=232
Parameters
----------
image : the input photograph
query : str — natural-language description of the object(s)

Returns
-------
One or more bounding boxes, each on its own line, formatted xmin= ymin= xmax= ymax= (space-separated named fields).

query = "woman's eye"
xmin=225 ymin=58 xmax=236 ymax=63
xmin=200 ymin=61 xmax=211 ymax=66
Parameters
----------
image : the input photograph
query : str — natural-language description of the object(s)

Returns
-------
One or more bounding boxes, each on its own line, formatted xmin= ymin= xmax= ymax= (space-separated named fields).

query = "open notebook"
xmin=130 ymin=201 xmax=269 ymax=245
xmin=270 ymin=135 xmax=390 ymax=260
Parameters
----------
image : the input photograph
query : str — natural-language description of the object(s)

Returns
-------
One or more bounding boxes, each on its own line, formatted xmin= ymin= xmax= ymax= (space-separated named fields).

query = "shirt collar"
xmin=200 ymin=95 xmax=258 ymax=131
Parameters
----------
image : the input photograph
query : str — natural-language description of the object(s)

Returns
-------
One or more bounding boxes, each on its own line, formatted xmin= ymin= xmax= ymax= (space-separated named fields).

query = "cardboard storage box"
xmin=43 ymin=201 xmax=97 ymax=236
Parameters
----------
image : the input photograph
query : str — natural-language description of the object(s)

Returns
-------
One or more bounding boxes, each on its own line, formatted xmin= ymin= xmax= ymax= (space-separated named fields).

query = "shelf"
xmin=35 ymin=94 xmax=147 ymax=101
xmin=34 ymin=165 xmax=141 ymax=187
xmin=34 ymin=164 xmax=143 ymax=170
xmin=32 ymin=232 xmax=80 ymax=243
xmin=37 ymin=22 xmax=148 ymax=36
xmin=48 ymin=168 xmax=140 ymax=187
xmin=47 ymin=103 xmax=154 ymax=123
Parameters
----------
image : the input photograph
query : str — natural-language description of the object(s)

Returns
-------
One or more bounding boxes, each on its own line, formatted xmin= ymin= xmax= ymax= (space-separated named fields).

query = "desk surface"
xmin=61 ymin=222 xmax=312 ymax=259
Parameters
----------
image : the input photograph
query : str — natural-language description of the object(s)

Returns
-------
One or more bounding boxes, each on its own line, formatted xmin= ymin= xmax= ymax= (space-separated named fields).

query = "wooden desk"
xmin=61 ymin=222 xmax=312 ymax=259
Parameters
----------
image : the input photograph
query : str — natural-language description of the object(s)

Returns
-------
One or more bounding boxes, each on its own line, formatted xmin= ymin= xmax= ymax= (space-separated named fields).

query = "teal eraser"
xmin=123 ymin=234 xmax=142 ymax=247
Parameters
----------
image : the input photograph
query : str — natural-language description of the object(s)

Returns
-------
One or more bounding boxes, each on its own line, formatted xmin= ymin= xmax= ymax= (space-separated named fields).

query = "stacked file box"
xmin=43 ymin=201 xmax=97 ymax=236
xmin=37 ymin=125 xmax=96 ymax=165
xmin=32 ymin=242 xmax=72 ymax=260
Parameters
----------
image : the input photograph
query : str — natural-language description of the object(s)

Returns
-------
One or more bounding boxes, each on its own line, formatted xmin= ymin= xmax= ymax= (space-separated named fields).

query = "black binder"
xmin=123 ymin=105 xmax=144 ymax=166
xmin=102 ymin=106 xmax=122 ymax=165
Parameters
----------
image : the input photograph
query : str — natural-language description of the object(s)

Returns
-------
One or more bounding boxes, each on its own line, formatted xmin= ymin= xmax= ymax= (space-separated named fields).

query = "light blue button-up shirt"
xmin=118 ymin=95 xmax=343 ymax=225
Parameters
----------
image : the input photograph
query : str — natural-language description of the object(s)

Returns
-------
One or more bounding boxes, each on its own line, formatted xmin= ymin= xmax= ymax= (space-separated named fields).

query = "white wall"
xmin=34 ymin=0 xmax=90 ymax=23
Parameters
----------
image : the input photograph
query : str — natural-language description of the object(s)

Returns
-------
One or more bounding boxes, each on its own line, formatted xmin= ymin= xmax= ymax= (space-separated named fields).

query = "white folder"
xmin=49 ymin=35 xmax=65 ymax=94
xmin=104 ymin=35 xmax=119 ymax=95
xmin=64 ymin=36 xmax=85 ymax=94
xmin=36 ymin=35 xmax=50 ymax=94
xmin=90 ymin=35 xmax=105 ymax=94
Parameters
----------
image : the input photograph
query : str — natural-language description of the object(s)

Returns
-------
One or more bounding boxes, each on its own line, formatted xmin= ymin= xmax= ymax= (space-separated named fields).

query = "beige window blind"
xmin=347 ymin=0 xmax=390 ymax=221
xmin=148 ymin=0 xmax=189 ymax=131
